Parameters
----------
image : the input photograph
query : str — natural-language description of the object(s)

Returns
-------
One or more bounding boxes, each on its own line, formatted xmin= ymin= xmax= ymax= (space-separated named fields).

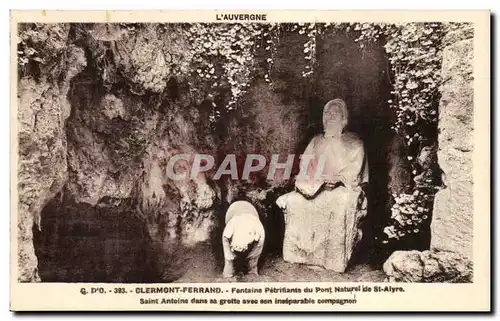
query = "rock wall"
xmin=17 ymin=24 xmax=397 ymax=282
xmin=17 ymin=24 xmax=87 ymax=282
xmin=62 ymin=24 xmax=220 ymax=254
xmin=383 ymin=25 xmax=474 ymax=283
xmin=431 ymin=27 xmax=474 ymax=260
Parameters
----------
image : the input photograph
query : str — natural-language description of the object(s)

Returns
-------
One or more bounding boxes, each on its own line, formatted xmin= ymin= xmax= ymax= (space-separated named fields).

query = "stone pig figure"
xmin=222 ymin=201 xmax=265 ymax=278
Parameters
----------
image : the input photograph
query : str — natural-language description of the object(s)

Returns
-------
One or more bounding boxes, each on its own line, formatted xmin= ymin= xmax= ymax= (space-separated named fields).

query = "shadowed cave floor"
xmin=173 ymin=242 xmax=386 ymax=284
xmin=36 ymin=231 xmax=386 ymax=283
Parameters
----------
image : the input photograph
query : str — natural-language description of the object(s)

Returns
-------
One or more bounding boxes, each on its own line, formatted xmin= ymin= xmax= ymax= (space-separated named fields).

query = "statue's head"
xmin=322 ymin=98 xmax=348 ymax=137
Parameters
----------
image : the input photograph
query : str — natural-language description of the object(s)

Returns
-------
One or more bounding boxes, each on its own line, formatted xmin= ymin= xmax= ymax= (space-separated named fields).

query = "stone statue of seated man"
xmin=276 ymin=98 xmax=368 ymax=272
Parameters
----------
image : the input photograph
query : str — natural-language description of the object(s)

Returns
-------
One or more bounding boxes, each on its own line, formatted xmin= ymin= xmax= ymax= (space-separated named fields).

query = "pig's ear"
xmin=223 ymin=220 xmax=234 ymax=239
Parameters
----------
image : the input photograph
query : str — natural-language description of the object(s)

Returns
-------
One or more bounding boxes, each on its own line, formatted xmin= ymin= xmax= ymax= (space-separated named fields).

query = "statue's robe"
xmin=277 ymin=132 xmax=368 ymax=272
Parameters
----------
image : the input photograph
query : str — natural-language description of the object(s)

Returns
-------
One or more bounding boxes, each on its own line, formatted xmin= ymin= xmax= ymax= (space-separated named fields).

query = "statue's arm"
xmin=341 ymin=143 xmax=368 ymax=188
xmin=294 ymin=137 xmax=325 ymax=197
xmin=296 ymin=137 xmax=318 ymax=180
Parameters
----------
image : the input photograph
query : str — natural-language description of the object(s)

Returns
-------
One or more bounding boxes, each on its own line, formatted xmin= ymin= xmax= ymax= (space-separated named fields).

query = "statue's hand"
xmin=324 ymin=173 xmax=350 ymax=189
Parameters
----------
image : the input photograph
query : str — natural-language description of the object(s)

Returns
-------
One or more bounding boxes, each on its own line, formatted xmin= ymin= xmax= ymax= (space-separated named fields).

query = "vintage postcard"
xmin=10 ymin=10 xmax=490 ymax=311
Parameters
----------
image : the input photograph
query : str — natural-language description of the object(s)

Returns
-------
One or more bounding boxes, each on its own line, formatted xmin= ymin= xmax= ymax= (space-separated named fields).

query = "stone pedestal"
xmin=276 ymin=188 xmax=367 ymax=272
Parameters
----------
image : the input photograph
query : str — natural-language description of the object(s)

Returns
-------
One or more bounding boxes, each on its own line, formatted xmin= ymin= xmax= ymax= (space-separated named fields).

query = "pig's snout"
xmin=230 ymin=242 xmax=249 ymax=253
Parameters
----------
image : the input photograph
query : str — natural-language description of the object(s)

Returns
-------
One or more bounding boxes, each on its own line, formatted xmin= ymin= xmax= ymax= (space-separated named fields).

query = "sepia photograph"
xmin=9 ymin=10 xmax=491 ymax=312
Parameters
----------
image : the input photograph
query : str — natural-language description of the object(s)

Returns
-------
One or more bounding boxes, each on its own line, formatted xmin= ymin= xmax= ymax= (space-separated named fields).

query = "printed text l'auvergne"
xmin=216 ymin=13 xmax=268 ymax=21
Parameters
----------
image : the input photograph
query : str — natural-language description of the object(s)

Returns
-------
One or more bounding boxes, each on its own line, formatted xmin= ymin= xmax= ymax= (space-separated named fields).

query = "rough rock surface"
xmin=64 ymin=61 xmax=217 ymax=248
xmin=383 ymin=250 xmax=472 ymax=283
xmin=276 ymin=189 xmax=367 ymax=272
xmin=431 ymin=29 xmax=474 ymax=260
xmin=18 ymin=24 xmax=219 ymax=282
xmin=16 ymin=24 xmax=86 ymax=282
xmin=17 ymin=24 xmax=397 ymax=282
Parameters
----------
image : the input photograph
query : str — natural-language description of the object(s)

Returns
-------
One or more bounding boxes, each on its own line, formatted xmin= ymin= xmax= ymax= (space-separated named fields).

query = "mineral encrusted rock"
xmin=17 ymin=29 xmax=86 ymax=282
xmin=17 ymin=24 xmax=219 ymax=282
xmin=383 ymin=250 xmax=473 ymax=283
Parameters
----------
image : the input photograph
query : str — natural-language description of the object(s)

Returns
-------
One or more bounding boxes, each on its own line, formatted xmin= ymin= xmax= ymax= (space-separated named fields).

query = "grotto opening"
xmin=17 ymin=22 xmax=468 ymax=283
